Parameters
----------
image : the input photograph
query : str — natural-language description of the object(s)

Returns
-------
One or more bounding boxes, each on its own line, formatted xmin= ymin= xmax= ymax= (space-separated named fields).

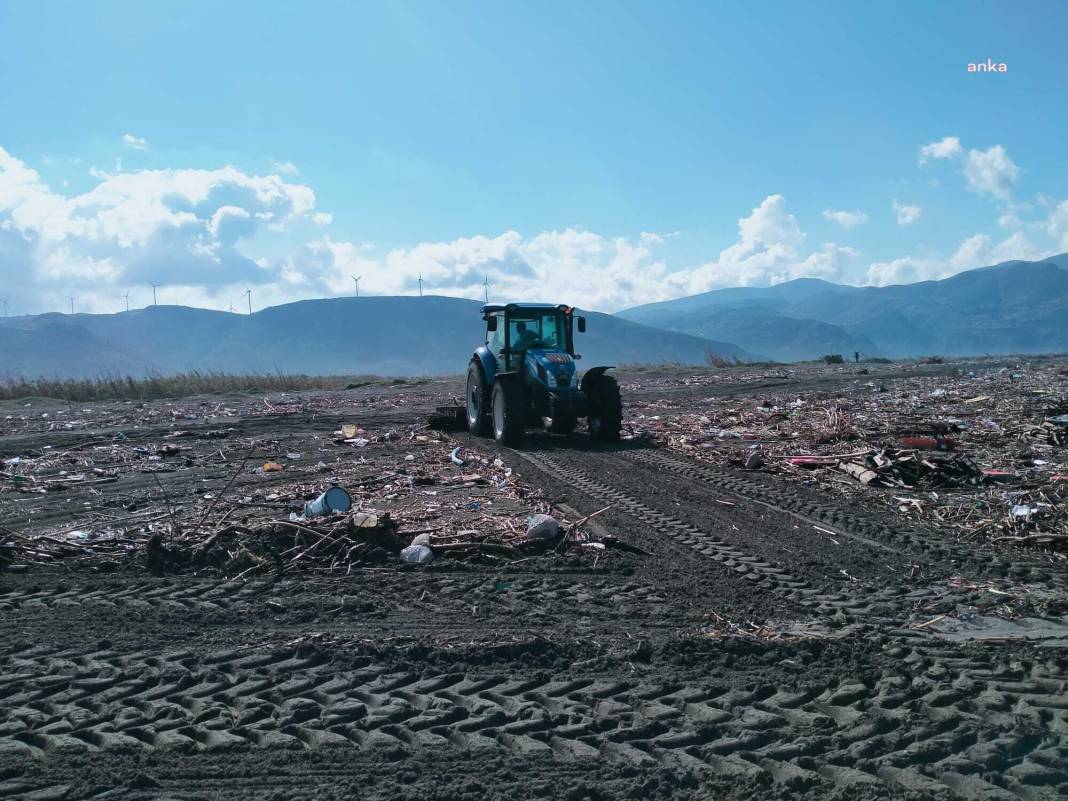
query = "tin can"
xmin=303 ymin=486 xmax=352 ymax=517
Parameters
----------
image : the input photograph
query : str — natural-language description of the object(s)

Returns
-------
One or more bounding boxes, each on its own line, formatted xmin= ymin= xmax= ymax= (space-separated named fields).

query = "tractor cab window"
xmin=508 ymin=311 xmax=564 ymax=351
xmin=487 ymin=313 xmax=505 ymax=352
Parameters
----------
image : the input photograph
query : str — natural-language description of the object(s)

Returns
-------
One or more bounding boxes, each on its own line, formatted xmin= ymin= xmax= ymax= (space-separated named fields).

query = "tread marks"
xmin=624 ymin=449 xmax=1063 ymax=588
xmin=513 ymin=450 xmax=817 ymax=601
xmin=508 ymin=448 xmax=1068 ymax=635
xmin=0 ymin=579 xmax=268 ymax=613
xmin=0 ymin=648 xmax=1066 ymax=798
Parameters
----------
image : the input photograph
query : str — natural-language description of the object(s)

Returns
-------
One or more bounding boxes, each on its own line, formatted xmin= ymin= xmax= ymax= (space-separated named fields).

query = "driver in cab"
xmin=514 ymin=321 xmax=540 ymax=349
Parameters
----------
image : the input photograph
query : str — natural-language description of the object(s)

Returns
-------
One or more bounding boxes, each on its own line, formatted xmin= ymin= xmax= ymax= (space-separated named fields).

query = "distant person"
xmin=854 ymin=351 xmax=860 ymax=363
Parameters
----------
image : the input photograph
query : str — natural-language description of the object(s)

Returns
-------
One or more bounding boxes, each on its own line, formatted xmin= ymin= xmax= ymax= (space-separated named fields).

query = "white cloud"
xmin=270 ymin=160 xmax=299 ymax=175
xmin=123 ymin=133 xmax=148 ymax=150
xmin=822 ymin=209 xmax=868 ymax=228
xmin=892 ymin=199 xmax=922 ymax=225
xmin=680 ymin=196 xmax=862 ymax=291
xmin=949 ymin=234 xmax=991 ymax=272
xmin=1044 ymin=200 xmax=1068 ymax=250
xmin=998 ymin=211 xmax=1021 ymax=229
xmin=795 ymin=243 xmax=863 ymax=281
xmin=988 ymin=231 xmax=1046 ymax=264
xmin=918 ymin=136 xmax=962 ymax=165
xmin=964 ymin=145 xmax=1019 ymax=199
xmin=683 ymin=195 xmax=803 ymax=290
xmin=298 ymin=228 xmax=675 ymax=310
xmin=869 ymin=230 xmax=1051 ymax=286
xmin=304 ymin=202 xmax=861 ymax=309
xmin=866 ymin=255 xmax=948 ymax=286
xmin=4 ymin=140 xmax=1065 ymax=316
xmin=0 ymin=145 xmax=322 ymax=313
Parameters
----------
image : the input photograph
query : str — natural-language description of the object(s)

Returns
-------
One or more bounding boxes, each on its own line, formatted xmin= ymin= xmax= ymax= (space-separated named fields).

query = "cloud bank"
xmin=0 ymin=140 xmax=1063 ymax=314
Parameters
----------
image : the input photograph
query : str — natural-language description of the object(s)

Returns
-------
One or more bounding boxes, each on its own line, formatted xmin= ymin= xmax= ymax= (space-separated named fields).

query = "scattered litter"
xmin=526 ymin=514 xmax=562 ymax=541
xmin=303 ymin=486 xmax=352 ymax=518
xmin=450 ymin=447 xmax=465 ymax=466
xmin=400 ymin=544 xmax=434 ymax=564
xmin=623 ymin=361 xmax=1068 ymax=551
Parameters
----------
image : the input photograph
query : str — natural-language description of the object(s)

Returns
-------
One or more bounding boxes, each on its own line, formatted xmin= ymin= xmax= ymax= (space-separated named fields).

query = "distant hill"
xmin=0 ymin=296 xmax=754 ymax=379
xmin=662 ymin=307 xmax=880 ymax=363
xmin=0 ymin=319 xmax=147 ymax=378
xmin=620 ymin=254 xmax=1068 ymax=360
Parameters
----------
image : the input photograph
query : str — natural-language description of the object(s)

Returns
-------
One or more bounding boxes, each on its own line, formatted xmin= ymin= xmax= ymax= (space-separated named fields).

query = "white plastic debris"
xmin=450 ymin=447 xmax=465 ymax=466
xmin=400 ymin=544 xmax=434 ymax=564
xmin=410 ymin=533 xmax=431 ymax=547
xmin=1011 ymin=504 xmax=1038 ymax=521
xmin=526 ymin=514 xmax=561 ymax=541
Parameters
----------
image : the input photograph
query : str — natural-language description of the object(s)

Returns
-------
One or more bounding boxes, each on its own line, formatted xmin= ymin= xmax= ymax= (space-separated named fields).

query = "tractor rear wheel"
xmin=466 ymin=361 xmax=491 ymax=437
xmin=492 ymin=378 xmax=524 ymax=446
xmin=586 ymin=374 xmax=622 ymax=441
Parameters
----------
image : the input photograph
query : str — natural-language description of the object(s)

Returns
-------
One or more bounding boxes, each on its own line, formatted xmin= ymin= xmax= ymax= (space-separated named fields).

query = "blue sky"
xmin=1 ymin=0 xmax=1066 ymax=314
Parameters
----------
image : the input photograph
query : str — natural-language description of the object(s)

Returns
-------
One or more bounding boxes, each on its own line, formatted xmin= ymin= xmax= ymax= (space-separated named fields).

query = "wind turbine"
xmin=244 ymin=288 xmax=252 ymax=315
xmin=69 ymin=297 xmax=75 ymax=315
xmin=351 ymin=275 xmax=362 ymax=297
xmin=151 ymin=283 xmax=160 ymax=306
xmin=417 ymin=274 xmax=424 ymax=297
xmin=483 ymin=275 xmax=489 ymax=303
xmin=123 ymin=290 xmax=130 ymax=312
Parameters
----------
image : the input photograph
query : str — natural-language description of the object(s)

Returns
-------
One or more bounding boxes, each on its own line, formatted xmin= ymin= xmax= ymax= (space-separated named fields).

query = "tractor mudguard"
xmin=474 ymin=345 xmax=497 ymax=385
xmin=580 ymin=366 xmax=614 ymax=394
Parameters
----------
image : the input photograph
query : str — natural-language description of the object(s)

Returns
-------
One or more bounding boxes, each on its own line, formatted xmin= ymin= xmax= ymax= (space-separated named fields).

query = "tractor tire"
xmin=548 ymin=415 xmax=577 ymax=435
xmin=586 ymin=373 xmax=622 ymax=441
xmin=492 ymin=378 xmax=525 ymax=446
xmin=466 ymin=361 xmax=492 ymax=437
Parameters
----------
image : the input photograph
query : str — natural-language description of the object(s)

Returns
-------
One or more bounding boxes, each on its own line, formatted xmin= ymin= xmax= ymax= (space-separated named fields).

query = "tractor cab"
xmin=481 ymin=302 xmax=582 ymax=371
xmin=466 ymin=303 xmax=620 ymax=446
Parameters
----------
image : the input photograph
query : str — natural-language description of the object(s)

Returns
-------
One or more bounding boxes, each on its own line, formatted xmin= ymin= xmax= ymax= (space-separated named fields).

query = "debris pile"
xmin=821 ymin=449 xmax=985 ymax=489
xmin=1 ymin=391 xmax=633 ymax=573
xmin=624 ymin=360 xmax=1068 ymax=550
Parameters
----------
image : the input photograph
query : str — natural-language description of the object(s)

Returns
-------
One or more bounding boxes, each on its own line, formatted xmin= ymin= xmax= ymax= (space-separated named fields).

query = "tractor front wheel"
xmin=586 ymin=374 xmax=622 ymax=441
xmin=492 ymin=378 xmax=524 ymax=446
xmin=466 ymin=361 xmax=492 ymax=437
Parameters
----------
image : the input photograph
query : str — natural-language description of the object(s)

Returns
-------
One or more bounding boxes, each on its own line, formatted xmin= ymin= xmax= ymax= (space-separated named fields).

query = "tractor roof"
xmin=480 ymin=302 xmax=568 ymax=314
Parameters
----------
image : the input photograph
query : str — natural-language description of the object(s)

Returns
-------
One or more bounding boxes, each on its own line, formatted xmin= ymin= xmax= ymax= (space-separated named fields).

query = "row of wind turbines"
xmin=0 ymin=274 xmax=492 ymax=318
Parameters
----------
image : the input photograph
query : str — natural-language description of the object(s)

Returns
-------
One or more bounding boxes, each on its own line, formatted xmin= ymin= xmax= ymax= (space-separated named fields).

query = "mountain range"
xmin=0 ymin=297 xmax=751 ymax=379
xmin=620 ymin=253 xmax=1068 ymax=361
xmin=1 ymin=254 xmax=1065 ymax=379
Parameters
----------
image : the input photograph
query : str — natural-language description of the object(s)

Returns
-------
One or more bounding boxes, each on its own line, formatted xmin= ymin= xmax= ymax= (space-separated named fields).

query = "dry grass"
xmin=0 ymin=371 xmax=412 ymax=402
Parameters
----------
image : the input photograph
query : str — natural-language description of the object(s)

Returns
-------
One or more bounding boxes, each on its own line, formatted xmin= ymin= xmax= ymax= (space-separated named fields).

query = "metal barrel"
xmin=303 ymin=486 xmax=352 ymax=517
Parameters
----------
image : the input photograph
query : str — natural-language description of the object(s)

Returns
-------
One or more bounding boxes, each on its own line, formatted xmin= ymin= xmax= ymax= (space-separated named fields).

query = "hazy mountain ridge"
xmin=620 ymin=255 xmax=1068 ymax=360
xmin=0 ymin=296 xmax=754 ymax=379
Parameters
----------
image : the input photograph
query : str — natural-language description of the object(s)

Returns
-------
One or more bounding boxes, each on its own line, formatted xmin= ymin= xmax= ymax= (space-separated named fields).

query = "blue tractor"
xmin=466 ymin=303 xmax=622 ymax=446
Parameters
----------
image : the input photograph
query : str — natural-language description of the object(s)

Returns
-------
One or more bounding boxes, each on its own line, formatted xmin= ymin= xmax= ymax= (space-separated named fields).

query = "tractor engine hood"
xmin=525 ymin=350 xmax=577 ymax=388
